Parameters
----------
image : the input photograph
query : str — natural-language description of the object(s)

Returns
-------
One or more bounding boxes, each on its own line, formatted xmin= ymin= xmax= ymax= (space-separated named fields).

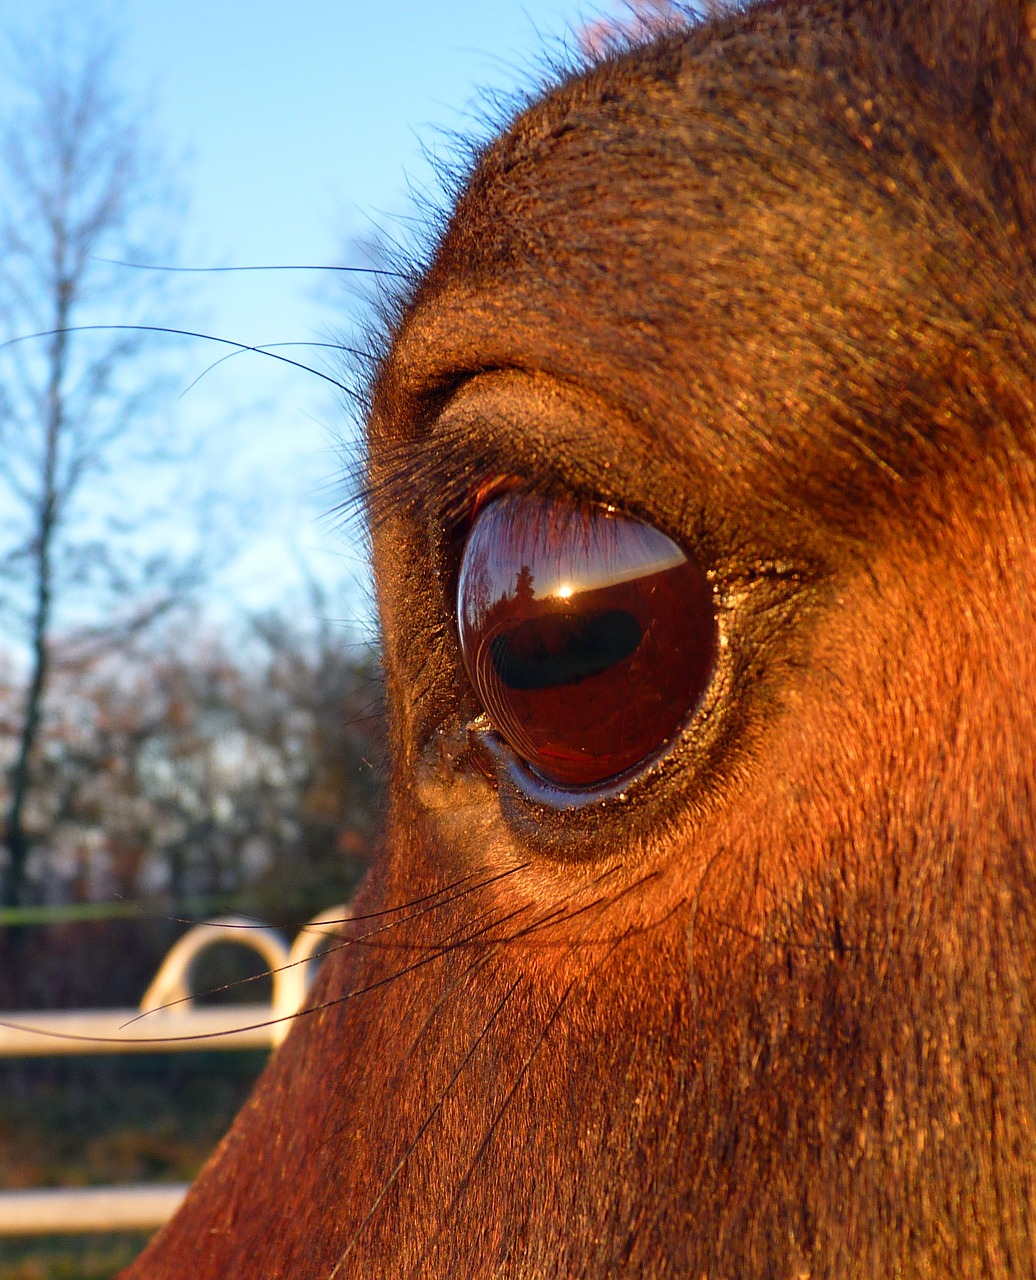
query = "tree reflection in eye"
xmin=457 ymin=491 xmax=718 ymax=788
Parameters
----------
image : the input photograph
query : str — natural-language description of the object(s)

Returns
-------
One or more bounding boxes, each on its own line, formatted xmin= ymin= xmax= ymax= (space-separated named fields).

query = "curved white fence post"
xmin=139 ymin=915 xmax=291 ymax=1017
xmin=272 ymin=905 xmax=352 ymax=1044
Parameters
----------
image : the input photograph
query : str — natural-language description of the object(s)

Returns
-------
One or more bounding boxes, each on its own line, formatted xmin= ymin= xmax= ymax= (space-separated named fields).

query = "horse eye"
xmin=457 ymin=491 xmax=718 ymax=789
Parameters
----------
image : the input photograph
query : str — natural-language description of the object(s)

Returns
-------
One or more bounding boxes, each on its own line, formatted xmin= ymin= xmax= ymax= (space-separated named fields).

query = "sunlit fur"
xmin=127 ymin=1 xmax=1036 ymax=1275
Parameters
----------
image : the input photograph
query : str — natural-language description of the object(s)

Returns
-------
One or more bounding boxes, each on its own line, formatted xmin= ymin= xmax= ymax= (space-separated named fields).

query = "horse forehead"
xmin=384 ymin=50 xmax=978 ymax=465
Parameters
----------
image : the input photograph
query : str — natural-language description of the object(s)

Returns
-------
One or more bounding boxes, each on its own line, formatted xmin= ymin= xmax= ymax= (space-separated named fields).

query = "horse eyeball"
xmin=457 ymin=491 xmax=717 ymax=788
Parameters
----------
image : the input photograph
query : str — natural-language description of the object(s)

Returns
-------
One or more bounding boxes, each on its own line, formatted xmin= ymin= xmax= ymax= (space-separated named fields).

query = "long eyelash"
xmin=355 ymin=415 xmax=598 ymax=555
xmin=356 ymin=425 xmax=487 ymax=539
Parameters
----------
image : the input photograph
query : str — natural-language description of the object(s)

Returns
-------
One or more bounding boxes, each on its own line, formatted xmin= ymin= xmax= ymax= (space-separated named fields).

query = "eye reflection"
xmin=457 ymin=491 xmax=717 ymax=789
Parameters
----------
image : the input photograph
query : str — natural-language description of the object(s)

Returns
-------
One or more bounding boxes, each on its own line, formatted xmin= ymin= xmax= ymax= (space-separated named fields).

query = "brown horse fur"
xmin=126 ymin=0 xmax=1036 ymax=1275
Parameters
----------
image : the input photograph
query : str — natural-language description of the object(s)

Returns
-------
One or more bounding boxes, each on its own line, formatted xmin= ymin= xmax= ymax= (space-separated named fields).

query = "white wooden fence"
xmin=0 ymin=907 xmax=349 ymax=1235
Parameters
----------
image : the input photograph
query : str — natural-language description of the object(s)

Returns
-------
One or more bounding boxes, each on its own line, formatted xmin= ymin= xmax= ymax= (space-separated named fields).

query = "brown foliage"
xmin=0 ymin=615 xmax=382 ymax=969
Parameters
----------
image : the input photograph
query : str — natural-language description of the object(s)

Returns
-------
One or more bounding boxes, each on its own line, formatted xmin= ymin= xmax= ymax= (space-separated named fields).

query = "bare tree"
xmin=0 ymin=19 xmax=202 ymax=906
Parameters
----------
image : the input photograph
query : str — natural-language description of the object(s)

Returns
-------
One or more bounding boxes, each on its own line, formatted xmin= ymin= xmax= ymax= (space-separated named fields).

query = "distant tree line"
xmin=0 ymin=609 xmax=383 ymax=918
xmin=0 ymin=606 xmax=383 ymax=1009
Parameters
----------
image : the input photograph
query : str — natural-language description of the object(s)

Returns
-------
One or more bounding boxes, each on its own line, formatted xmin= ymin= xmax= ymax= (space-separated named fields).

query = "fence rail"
xmin=0 ymin=906 xmax=349 ymax=1235
xmin=0 ymin=1185 xmax=189 ymax=1235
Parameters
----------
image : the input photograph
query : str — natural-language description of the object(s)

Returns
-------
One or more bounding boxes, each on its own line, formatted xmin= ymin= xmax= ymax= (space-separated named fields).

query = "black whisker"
xmin=402 ymin=976 xmax=579 ymax=1280
xmin=327 ymin=976 xmax=522 ymax=1276
xmin=179 ymin=340 xmax=349 ymax=397
xmin=0 ymin=324 xmax=352 ymax=388
xmin=119 ymin=866 xmax=531 ymax=1026
xmin=95 ymin=257 xmax=406 ymax=279
xmin=389 ymin=882 xmax=637 ymax=1277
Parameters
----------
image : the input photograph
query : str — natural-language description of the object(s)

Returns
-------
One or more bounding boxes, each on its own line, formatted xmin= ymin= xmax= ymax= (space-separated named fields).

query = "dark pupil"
xmin=457 ymin=491 xmax=717 ymax=789
xmin=490 ymin=609 xmax=643 ymax=691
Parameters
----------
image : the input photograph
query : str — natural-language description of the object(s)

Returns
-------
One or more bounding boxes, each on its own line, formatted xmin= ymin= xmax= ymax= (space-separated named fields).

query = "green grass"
xmin=0 ymin=1052 xmax=267 ymax=1278
xmin=0 ymin=1233 xmax=151 ymax=1280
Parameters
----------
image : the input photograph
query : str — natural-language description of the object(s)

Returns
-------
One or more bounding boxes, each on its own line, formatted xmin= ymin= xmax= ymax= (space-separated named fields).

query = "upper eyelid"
xmin=369 ymin=413 xmax=606 ymax=539
xmin=423 ymin=372 xmax=704 ymax=527
xmin=375 ymin=367 xmax=829 ymax=595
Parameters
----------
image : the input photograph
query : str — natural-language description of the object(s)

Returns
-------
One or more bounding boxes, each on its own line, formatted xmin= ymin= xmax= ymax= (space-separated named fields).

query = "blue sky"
xmin=117 ymin=1 xmax=602 ymax=340
xmin=4 ymin=0 xmax=617 ymax=627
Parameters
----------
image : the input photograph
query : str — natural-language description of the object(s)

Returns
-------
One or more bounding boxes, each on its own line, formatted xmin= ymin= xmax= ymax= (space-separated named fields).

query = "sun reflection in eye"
xmin=555 ymin=583 xmax=574 ymax=600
